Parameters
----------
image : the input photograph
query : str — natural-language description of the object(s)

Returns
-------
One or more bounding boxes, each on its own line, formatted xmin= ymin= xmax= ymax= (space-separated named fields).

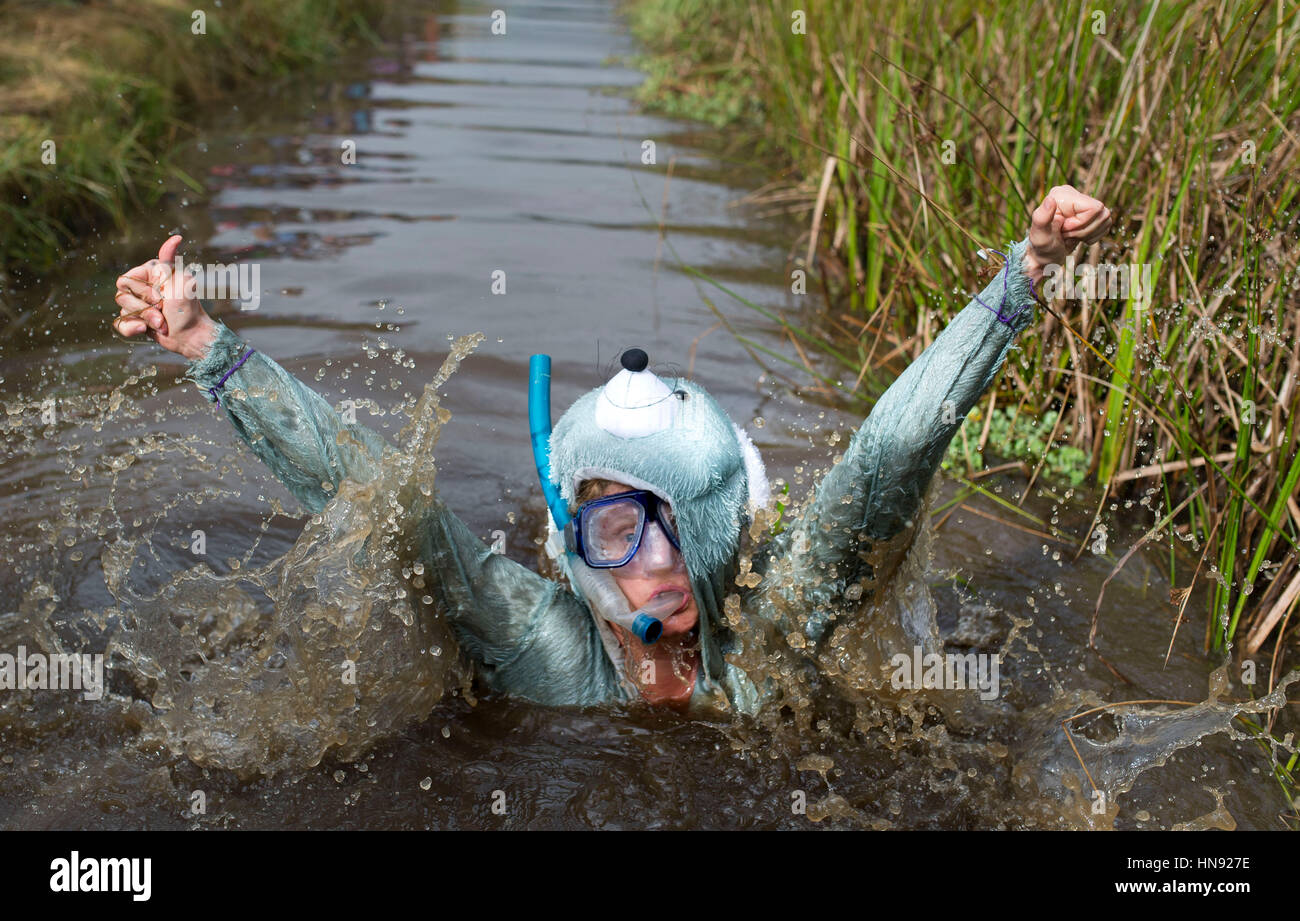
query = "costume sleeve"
xmin=183 ymin=320 xmax=394 ymax=515
xmin=786 ymin=236 xmax=1037 ymax=571
xmin=182 ymin=322 xmax=601 ymax=697
xmin=412 ymin=499 xmax=614 ymax=705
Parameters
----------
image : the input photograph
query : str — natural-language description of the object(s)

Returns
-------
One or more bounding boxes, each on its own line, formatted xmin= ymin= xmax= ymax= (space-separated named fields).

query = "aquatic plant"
xmin=0 ymin=0 xmax=394 ymax=277
xmin=626 ymin=0 xmax=1300 ymax=672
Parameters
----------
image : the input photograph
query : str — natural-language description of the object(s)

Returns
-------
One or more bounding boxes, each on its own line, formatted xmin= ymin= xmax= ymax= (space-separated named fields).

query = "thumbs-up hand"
xmin=113 ymin=235 xmax=218 ymax=360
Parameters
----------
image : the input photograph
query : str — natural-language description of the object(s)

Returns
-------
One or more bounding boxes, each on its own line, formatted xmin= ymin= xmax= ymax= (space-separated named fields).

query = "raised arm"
xmin=798 ymin=236 xmax=1037 ymax=559
xmin=112 ymin=235 xmax=397 ymax=511
xmin=113 ymin=237 xmax=613 ymax=705
xmin=183 ymin=320 xmax=392 ymax=514
xmin=186 ymin=324 xmax=610 ymax=700
xmin=765 ymin=187 xmax=1112 ymax=612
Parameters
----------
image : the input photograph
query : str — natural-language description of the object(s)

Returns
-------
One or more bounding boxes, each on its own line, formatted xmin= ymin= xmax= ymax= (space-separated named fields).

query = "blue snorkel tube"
xmin=528 ymin=354 xmax=663 ymax=645
xmin=528 ymin=354 xmax=571 ymax=531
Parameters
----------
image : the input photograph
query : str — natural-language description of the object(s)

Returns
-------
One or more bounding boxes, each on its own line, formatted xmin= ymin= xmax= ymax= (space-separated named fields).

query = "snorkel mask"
xmin=529 ymin=354 xmax=684 ymax=645
xmin=565 ymin=488 xmax=680 ymax=569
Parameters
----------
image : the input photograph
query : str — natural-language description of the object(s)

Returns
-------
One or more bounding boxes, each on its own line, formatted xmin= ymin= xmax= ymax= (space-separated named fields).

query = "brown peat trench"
xmin=0 ymin=0 xmax=1289 ymax=829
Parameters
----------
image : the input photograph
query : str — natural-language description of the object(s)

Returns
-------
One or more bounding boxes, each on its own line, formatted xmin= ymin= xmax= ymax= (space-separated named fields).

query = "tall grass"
xmin=627 ymin=0 xmax=1300 ymax=672
xmin=0 ymin=0 xmax=394 ymax=278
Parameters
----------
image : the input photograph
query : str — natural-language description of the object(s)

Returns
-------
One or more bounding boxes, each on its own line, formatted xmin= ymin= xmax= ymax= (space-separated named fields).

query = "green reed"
xmin=0 ymin=0 xmax=394 ymax=276
xmin=626 ymin=0 xmax=1300 ymax=664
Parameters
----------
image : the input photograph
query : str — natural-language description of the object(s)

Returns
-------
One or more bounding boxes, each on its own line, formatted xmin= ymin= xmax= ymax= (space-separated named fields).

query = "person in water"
xmin=112 ymin=185 xmax=1111 ymax=716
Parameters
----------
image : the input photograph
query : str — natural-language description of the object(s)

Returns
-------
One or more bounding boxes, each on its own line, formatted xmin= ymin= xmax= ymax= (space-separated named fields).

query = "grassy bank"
xmin=627 ymin=0 xmax=1300 ymax=670
xmin=0 ymin=0 xmax=394 ymax=284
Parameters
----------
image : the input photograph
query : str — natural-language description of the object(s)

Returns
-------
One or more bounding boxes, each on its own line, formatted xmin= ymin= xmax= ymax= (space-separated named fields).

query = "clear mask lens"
xmin=585 ymin=501 xmax=646 ymax=565
xmin=618 ymin=517 xmax=683 ymax=577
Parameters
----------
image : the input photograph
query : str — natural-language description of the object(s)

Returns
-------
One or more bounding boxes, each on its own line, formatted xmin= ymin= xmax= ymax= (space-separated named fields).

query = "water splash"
xmin=1017 ymin=667 xmax=1300 ymax=828
xmin=87 ymin=335 xmax=484 ymax=778
xmin=1 ymin=333 xmax=1293 ymax=825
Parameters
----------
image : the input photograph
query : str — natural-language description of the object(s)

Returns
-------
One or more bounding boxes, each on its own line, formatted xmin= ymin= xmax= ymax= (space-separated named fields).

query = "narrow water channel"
xmin=0 ymin=0 xmax=1287 ymax=829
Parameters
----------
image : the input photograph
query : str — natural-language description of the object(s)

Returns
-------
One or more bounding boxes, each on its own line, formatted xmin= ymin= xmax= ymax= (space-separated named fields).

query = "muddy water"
xmin=0 ymin=0 xmax=1293 ymax=829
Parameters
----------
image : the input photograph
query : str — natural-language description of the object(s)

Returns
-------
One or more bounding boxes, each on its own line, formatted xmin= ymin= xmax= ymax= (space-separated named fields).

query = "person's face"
xmin=598 ymin=481 xmax=698 ymax=639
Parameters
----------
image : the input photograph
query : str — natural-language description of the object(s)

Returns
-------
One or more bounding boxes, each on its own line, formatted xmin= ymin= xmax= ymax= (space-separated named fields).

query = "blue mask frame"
xmin=564 ymin=489 xmax=681 ymax=568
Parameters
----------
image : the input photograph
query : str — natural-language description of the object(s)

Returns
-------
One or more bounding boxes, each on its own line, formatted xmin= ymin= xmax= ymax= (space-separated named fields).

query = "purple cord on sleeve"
xmin=972 ymin=248 xmax=1038 ymax=325
xmin=209 ymin=347 xmax=256 ymax=406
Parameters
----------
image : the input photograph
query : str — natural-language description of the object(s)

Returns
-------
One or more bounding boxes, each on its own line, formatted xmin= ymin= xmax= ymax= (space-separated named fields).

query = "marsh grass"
xmin=628 ymin=0 xmax=1300 ymax=682
xmin=0 ymin=0 xmax=393 ymax=277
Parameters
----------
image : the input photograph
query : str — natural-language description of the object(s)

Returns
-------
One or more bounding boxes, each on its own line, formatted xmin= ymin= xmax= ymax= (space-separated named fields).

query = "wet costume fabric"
xmin=184 ymin=238 xmax=1037 ymax=716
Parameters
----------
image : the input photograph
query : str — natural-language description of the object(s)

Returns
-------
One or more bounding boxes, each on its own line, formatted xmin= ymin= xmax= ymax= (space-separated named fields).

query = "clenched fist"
xmin=1021 ymin=185 xmax=1112 ymax=286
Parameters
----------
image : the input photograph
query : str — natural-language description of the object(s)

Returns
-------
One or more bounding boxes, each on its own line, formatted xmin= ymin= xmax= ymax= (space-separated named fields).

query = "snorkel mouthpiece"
xmin=633 ymin=614 xmax=661 ymax=643
xmin=604 ymin=609 xmax=662 ymax=644
xmin=626 ymin=591 xmax=685 ymax=644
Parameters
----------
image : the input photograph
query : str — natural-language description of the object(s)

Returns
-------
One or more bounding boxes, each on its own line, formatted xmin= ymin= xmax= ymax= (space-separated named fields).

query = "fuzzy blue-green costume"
xmin=184 ymin=239 xmax=1037 ymax=716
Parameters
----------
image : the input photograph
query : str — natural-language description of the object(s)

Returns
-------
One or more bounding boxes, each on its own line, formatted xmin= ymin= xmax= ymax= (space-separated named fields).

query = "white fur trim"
xmin=732 ymin=423 xmax=770 ymax=515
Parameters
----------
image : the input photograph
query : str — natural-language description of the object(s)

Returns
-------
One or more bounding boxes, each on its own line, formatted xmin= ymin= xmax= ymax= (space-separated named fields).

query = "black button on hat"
xmin=621 ymin=348 xmax=649 ymax=372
